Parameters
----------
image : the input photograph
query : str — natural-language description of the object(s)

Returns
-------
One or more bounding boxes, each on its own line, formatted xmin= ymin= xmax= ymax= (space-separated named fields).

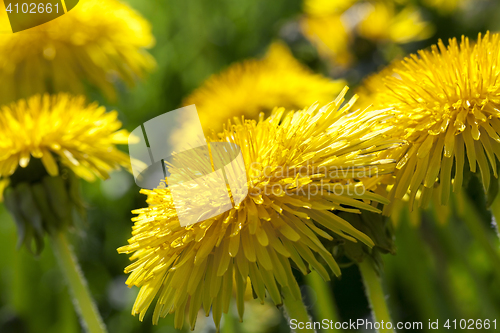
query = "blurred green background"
xmin=2 ymin=0 xmax=500 ymax=332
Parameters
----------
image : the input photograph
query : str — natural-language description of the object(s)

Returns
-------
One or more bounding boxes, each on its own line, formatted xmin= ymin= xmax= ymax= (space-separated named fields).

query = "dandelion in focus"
xmin=183 ymin=42 xmax=346 ymax=131
xmin=359 ymin=32 xmax=500 ymax=212
xmin=0 ymin=0 xmax=155 ymax=103
xmin=119 ymin=87 xmax=400 ymax=329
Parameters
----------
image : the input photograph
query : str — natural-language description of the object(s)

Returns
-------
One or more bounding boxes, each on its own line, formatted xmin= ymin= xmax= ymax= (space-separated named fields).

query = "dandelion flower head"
xmin=359 ymin=32 xmax=500 ymax=212
xmin=183 ymin=42 xmax=346 ymax=132
xmin=118 ymin=88 xmax=400 ymax=329
xmin=0 ymin=0 xmax=155 ymax=103
xmin=0 ymin=93 xmax=131 ymax=184
xmin=301 ymin=0 xmax=433 ymax=66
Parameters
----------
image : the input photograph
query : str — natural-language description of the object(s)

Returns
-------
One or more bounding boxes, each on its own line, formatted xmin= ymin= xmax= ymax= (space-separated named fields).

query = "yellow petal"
xmin=41 ymin=149 xmax=59 ymax=176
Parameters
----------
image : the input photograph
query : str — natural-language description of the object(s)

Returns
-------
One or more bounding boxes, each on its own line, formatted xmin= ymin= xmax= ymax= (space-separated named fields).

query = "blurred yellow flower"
xmin=0 ymin=94 xmax=131 ymax=183
xmin=301 ymin=0 xmax=433 ymax=66
xmin=0 ymin=178 xmax=8 ymax=201
xmin=359 ymin=32 xmax=500 ymax=213
xmin=0 ymin=0 xmax=155 ymax=103
xmin=423 ymin=0 xmax=467 ymax=13
xmin=118 ymin=88 xmax=399 ymax=329
xmin=301 ymin=14 xmax=353 ymax=66
xmin=357 ymin=2 xmax=434 ymax=43
xmin=303 ymin=0 xmax=356 ymax=16
xmin=183 ymin=42 xmax=346 ymax=132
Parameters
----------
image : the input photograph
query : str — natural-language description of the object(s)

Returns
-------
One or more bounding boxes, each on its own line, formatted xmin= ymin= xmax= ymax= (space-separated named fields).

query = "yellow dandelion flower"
xmin=182 ymin=42 xmax=346 ymax=132
xmin=356 ymin=2 xmax=434 ymax=44
xmin=303 ymin=0 xmax=356 ymax=16
xmin=0 ymin=0 xmax=155 ymax=103
xmin=1 ymin=93 xmax=131 ymax=253
xmin=423 ymin=0 xmax=468 ymax=13
xmin=301 ymin=13 xmax=353 ymax=66
xmin=356 ymin=63 xmax=400 ymax=112
xmin=301 ymin=0 xmax=433 ymax=66
xmin=0 ymin=94 xmax=131 ymax=182
xmin=118 ymin=88 xmax=400 ymax=329
xmin=0 ymin=178 xmax=8 ymax=201
xmin=359 ymin=32 xmax=500 ymax=212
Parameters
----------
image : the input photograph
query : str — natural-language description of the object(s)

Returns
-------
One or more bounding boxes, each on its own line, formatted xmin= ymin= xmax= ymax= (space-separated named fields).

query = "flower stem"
xmin=490 ymin=194 xmax=500 ymax=237
xmin=305 ymin=272 xmax=341 ymax=332
xmin=358 ymin=259 xmax=395 ymax=333
xmin=282 ymin=287 xmax=314 ymax=333
xmin=50 ymin=232 xmax=107 ymax=333
xmin=222 ymin=305 xmax=237 ymax=333
xmin=458 ymin=192 xmax=500 ymax=281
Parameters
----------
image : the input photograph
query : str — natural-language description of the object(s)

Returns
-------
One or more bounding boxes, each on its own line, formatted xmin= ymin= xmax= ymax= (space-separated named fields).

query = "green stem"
xmin=490 ymin=194 xmax=500 ymax=237
xmin=50 ymin=232 xmax=107 ymax=333
xmin=282 ymin=287 xmax=314 ymax=333
xmin=458 ymin=192 xmax=500 ymax=281
xmin=305 ymin=272 xmax=342 ymax=332
xmin=358 ymin=259 xmax=395 ymax=333
xmin=222 ymin=305 xmax=237 ymax=333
